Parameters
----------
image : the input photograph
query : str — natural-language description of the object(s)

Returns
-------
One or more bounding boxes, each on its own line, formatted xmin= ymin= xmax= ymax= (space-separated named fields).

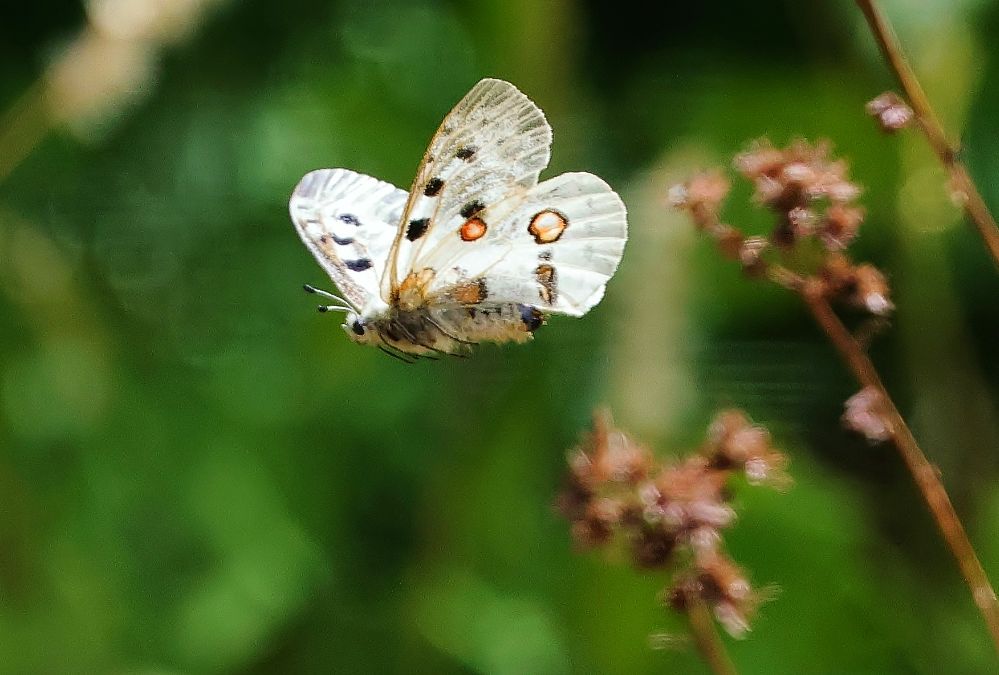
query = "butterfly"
xmin=289 ymin=78 xmax=628 ymax=361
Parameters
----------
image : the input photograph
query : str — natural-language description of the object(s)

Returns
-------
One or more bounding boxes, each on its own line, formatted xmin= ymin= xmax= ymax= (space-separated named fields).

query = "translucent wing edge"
xmin=289 ymin=168 xmax=406 ymax=309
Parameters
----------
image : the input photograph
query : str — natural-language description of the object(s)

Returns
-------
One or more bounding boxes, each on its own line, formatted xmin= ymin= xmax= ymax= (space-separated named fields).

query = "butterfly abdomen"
xmin=436 ymin=303 xmax=543 ymax=346
xmin=368 ymin=301 xmax=543 ymax=357
xmin=370 ymin=308 xmax=464 ymax=356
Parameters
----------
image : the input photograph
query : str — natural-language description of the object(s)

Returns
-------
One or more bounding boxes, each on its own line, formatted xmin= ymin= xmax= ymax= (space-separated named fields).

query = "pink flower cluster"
xmin=558 ymin=410 xmax=788 ymax=637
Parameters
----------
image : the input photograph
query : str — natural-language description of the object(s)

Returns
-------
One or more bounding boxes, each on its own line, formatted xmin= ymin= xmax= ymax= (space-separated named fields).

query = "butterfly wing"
xmin=423 ymin=171 xmax=627 ymax=316
xmin=290 ymin=168 xmax=408 ymax=309
xmin=383 ymin=78 xmax=553 ymax=297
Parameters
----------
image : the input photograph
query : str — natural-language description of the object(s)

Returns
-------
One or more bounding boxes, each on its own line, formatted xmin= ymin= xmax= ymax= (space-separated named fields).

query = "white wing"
xmin=290 ymin=168 xmax=407 ymax=309
xmin=423 ymin=171 xmax=627 ymax=316
xmin=382 ymin=78 xmax=552 ymax=297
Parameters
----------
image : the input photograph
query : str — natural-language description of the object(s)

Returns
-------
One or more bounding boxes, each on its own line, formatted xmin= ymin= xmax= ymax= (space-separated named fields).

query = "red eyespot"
xmin=459 ymin=217 xmax=488 ymax=242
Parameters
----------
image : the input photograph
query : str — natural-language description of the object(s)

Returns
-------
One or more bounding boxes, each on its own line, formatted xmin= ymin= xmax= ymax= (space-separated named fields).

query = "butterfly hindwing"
xmin=384 ymin=79 xmax=553 ymax=297
xmin=424 ymin=171 xmax=627 ymax=316
xmin=290 ymin=168 xmax=407 ymax=309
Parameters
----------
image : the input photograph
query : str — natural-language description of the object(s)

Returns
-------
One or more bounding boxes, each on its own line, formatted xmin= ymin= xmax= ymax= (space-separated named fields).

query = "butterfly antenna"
xmin=303 ymin=284 xmax=356 ymax=311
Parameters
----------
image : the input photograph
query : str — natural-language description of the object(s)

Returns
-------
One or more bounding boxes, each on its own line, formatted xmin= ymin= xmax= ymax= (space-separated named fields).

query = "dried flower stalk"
xmin=801 ymin=280 xmax=999 ymax=651
xmin=687 ymin=597 xmax=739 ymax=675
xmin=855 ymin=0 xmax=999 ymax=268
xmin=0 ymin=0 xmax=224 ymax=184
xmin=672 ymin=138 xmax=999 ymax=653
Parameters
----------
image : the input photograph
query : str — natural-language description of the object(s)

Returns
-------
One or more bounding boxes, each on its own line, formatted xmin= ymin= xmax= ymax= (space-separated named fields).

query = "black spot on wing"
xmin=460 ymin=200 xmax=485 ymax=219
xmin=406 ymin=218 xmax=430 ymax=241
xmin=339 ymin=213 xmax=361 ymax=226
xmin=519 ymin=304 xmax=544 ymax=332
xmin=319 ymin=234 xmax=354 ymax=246
xmin=424 ymin=177 xmax=444 ymax=197
xmin=345 ymin=258 xmax=373 ymax=272
xmin=455 ymin=145 xmax=477 ymax=160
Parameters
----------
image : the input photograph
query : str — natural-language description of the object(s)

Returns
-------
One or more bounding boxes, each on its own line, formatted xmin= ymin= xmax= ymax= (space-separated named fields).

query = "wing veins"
xmin=387 ymin=79 xmax=551 ymax=296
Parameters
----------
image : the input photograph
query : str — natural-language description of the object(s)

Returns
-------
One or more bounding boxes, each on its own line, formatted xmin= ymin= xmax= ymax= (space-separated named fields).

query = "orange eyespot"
xmin=528 ymin=209 xmax=568 ymax=244
xmin=459 ymin=217 xmax=488 ymax=242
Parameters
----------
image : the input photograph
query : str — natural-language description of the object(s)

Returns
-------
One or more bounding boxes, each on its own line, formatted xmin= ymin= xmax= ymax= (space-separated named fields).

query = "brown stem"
xmin=855 ymin=0 xmax=999 ymax=268
xmin=801 ymin=279 xmax=999 ymax=652
xmin=687 ymin=599 xmax=738 ymax=675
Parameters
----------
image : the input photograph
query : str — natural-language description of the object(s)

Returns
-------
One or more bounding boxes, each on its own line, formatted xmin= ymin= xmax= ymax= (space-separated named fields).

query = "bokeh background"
xmin=2 ymin=1 xmax=999 ymax=672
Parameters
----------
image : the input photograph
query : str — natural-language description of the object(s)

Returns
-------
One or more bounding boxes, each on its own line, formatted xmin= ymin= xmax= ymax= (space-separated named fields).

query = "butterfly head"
xmin=342 ymin=312 xmax=375 ymax=345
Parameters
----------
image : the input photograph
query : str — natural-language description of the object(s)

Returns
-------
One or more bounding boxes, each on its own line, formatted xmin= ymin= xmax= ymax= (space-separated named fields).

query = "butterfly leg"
xmin=391 ymin=320 xmax=453 ymax=358
xmin=424 ymin=314 xmax=477 ymax=347
xmin=376 ymin=336 xmax=417 ymax=364
xmin=378 ymin=345 xmax=415 ymax=364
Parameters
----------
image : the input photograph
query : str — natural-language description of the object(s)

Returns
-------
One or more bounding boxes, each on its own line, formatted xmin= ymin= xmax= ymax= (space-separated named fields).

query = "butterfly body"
xmin=346 ymin=301 xmax=541 ymax=358
xmin=290 ymin=78 xmax=627 ymax=358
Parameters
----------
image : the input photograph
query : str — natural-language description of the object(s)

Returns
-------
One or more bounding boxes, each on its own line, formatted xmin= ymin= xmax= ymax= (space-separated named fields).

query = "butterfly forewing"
xmin=384 ymin=79 xmax=553 ymax=297
xmin=290 ymin=168 xmax=407 ymax=309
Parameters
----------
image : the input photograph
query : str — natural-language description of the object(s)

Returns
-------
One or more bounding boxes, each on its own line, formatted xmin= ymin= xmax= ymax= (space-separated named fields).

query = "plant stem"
xmin=855 ymin=0 xmax=999 ymax=268
xmin=687 ymin=599 xmax=738 ymax=675
xmin=0 ymin=82 xmax=50 ymax=186
xmin=801 ymin=279 xmax=999 ymax=652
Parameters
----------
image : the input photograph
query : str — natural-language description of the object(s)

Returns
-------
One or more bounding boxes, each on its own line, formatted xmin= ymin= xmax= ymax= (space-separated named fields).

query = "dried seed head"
xmin=726 ymin=426 xmax=771 ymax=464
xmin=669 ymin=171 xmax=731 ymax=230
xmin=707 ymin=410 xmax=767 ymax=465
xmin=732 ymin=140 xmax=786 ymax=178
xmin=866 ymin=91 xmax=914 ymax=133
xmin=707 ymin=409 xmax=753 ymax=449
xmin=818 ymin=255 xmax=893 ymax=317
xmin=715 ymin=601 xmax=752 ymax=638
xmin=744 ymin=450 xmax=792 ymax=489
xmin=689 ymin=526 xmax=722 ymax=563
xmin=853 ymin=265 xmax=894 ymax=316
xmin=820 ymin=204 xmax=865 ymax=251
xmin=571 ymin=518 xmax=613 ymax=549
xmin=633 ymin=528 xmax=678 ymax=568
xmin=558 ymin=409 xmax=786 ymax=642
xmin=843 ymin=386 xmax=893 ymax=443
xmin=822 ymin=177 xmax=863 ymax=204
xmin=573 ymin=409 xmax=654 ymax=486
xmin=732 ymin=137 xmax=865 ymax=259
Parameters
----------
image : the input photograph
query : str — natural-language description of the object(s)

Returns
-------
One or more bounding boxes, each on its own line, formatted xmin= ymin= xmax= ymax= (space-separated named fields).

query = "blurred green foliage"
xmin=1 ymin=0 xmax=998 ymax=673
